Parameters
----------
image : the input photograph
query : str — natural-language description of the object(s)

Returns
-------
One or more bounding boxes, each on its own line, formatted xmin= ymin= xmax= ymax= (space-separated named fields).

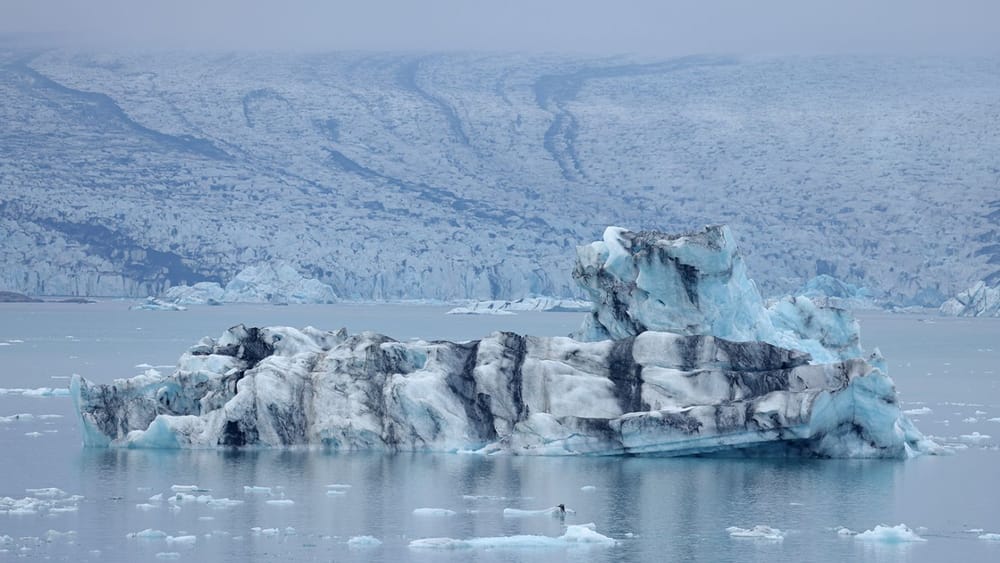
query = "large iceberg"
xmin=162 ymin=262 xmax=337 ymax=305
xmin=940 ymin=280 xmax=1000 ymax=317
xmin=72 ymin=226 xmax=933 ymax=458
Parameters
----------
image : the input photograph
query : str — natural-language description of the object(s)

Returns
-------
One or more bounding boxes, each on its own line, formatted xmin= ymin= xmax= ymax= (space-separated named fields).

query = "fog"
xmin=3 ymin=0 xmax=998 ymax=55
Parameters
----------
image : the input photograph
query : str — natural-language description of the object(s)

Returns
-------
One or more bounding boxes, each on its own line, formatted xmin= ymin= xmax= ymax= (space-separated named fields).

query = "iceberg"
xmin=940 ymin=280 xmax=1000 ymax=317
xmin=71 ymin=226 xmax=933 ymax=458
xmin=162 ymin=262 xmax=337 ymax=305
xmin=447 ymin=297 xmax=591 ymax=315
xmin=795 ymin=274 xmax=878 ymax=310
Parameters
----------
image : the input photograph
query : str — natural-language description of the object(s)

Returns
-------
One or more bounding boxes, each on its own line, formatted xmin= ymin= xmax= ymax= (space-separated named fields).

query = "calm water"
xmin=1 ymin=302 xmax=999 ymax=562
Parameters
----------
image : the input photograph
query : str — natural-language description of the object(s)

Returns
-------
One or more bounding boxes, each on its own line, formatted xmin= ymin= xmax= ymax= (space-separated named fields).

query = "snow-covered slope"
xmin=71 ymin=225 xmax=933 ymax=458
xmin=1 ymin=51 xmax=997 ymax=302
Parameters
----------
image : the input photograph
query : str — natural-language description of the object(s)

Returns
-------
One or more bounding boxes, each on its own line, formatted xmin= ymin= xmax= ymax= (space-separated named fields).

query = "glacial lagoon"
xmin=1 ymin=302 xmax=999 ymax=562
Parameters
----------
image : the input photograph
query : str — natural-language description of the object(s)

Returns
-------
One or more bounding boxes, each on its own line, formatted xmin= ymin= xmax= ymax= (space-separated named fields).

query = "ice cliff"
xmin=72 ymin=226 xmax=933 ymax=458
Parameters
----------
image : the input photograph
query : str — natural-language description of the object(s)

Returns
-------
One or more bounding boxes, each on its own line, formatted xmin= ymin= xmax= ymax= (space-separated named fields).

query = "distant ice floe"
xmin=243 ymin=486 xmax=272 ymax=495
xmin=903 ymin=407 xmax=933 ymax=416
xmin=265 ymin=499 xmax=295 ymax=507
xmin=835 ymin=526 xmax=858 ymax=536
xmin=127 ymin=529 xmax=168 ymax=540
xmin=580 ymin=485 xmax=597 ymax=492
xmin=409 ymin=523 xmax=616 ymax=550
xmin=155 ymin=552 xmax=181 ymax=559
xmin=131 ymin=297 xmax=187 ymax=311
xmin=979 ymin=533 xmax=1000 ymax=541
xmin=447 ymin=297 xmax=590 ymax=315
xmin=854 ymin=524 xmax=926 ymax=543
xmin=413 ymin=508 xmax=457 ymax=517
xmin=726 ymin=525 xmax=786 ymax=540
xmin=0 ymin=388 xmax=69 ymax=398
xmin=1 ymin=488 xmax=82 ymax=516
xmin=503 ymin=506 xmax=575 ymax=518
xmin=958 ymin=432 xmax=991 ymax=443
xmin=347 ymin=535 xmax=383 ymax=548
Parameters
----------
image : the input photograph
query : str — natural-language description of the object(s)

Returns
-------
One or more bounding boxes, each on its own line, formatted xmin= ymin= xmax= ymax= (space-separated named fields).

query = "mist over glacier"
xmin=0 ymin=51 xmax=997 ymax=303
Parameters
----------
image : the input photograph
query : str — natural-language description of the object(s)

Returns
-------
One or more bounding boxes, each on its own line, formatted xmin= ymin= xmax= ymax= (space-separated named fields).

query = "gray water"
xmin=1 ymin=302 xmax=999 ymax=562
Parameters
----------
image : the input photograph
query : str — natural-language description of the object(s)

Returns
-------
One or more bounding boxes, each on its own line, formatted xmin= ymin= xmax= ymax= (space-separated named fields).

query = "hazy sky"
xmin=3 ymin=0 xmax=999 ymax=55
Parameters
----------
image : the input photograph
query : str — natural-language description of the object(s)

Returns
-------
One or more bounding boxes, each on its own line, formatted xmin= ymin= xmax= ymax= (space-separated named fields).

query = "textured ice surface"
xmin=409 ymin=523 xmax=615 ymax=549
xmin=164 ymin=262 xmax=338 ymax=305
xmin=347 ymin=535 xmax=383 ymax=548
xmin=71 ymin=226 xmax=932 ymax=458
xmin=941 ymin=281 xmax=1000 ymax=317
xmin=573 ymin=226 xmax=861 ymax=363
xmin=726 ymin=525 xmax=786 ymax=540
xmin=413 ymin=508 xmax=457 ymax=517
xmin=130 ymin=297 xmax=186 ymax=311
xmin=447 ymin=297 xmax=591 ymax=315
xmin=854 ymin=524 xmax=926 ymax=543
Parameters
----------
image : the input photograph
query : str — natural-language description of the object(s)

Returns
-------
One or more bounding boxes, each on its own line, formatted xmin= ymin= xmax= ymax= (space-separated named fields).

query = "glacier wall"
xmin=2 ymin=52 xmax=998 ymax=302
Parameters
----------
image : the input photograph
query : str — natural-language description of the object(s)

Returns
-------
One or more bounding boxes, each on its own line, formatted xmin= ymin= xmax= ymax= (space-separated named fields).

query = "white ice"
xmin=726 ymin=525 xmax=786 ymax=540
xmin=413 ymin=508 xmax=457 ymax=517
xmin=347 ymin=536 xmax=383 ymax=548
xmin=854 ymin=524 xmax=926 ymax=543
xmin=409 ymin=523 xmax=615 ymax=550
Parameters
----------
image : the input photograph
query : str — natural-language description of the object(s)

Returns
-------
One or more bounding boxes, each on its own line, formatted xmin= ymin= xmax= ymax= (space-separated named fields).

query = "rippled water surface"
xmin=1 ymin=302 xmax=999 ymax=561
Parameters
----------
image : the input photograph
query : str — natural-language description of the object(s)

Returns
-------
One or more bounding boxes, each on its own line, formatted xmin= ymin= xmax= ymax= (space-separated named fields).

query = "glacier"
xmin=71 ymin=226 xmax=933 ymax=458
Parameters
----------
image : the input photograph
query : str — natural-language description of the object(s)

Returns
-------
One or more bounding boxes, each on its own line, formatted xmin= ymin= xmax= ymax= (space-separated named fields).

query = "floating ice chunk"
xmin=165 ymin=535 xmax=197 ymax=546
xmin=347 ymin=535 xmax=382 ymax=548
xmin=409 ymin=523 xmax=615 ymax=550
xmin=149 ymin=493 xmax=164 ymax=502
xmin=0 ymin=414 xmax=34 ymax=423
xmin=38 ymin=414 xmax=63 ymax=420
xmin=284 ymin=527 xmax=296 ymax=535
xmin=136 ymin=503 xmax=157 ymax=511
xmin=265 ymin=499 xmax=294 ymax=507
xmin=726 ymin=525 xmax=786 ymax=540
xmin=128 ymin=529 xmax=168 ymax=540
xmin=25 ymin=488 xmax=65 ymax=498
xmin=965 ymin=528 xmax=985 ymax=533
xmin=836 ymin=526 xmax=858 ymax=536
xmin=206 ymin=498 xmax=243 ymax=509
xmin=24 ymin=431 xmax=42 ymax=437
xmin=326 ymin=490 xmax=346 ymax=497
xmin=250 ymin=527 xmax=280 ymax=536
xmin=503 ymin=506 xmax=575 ymax=518
xmin=170 ymin=485 xmax=201 ymax=492
xmin=326 ymin=484 xmax=352 ymax=490
xmin=580 ymin=485 xmax=597 ymax=492
xmin=903 ymin=407 xmax=933 ymax=416
xmin=854 ymin=524 xmax=926 ymax=543
xmin=959 ymin=432 xmax=991 ymax=443
xmin=243 ymin=486 xmax=272 ymax=495
xmin=413 ymin=508 xmax=457 ymax=517
xmin=979 ymin=533 xmax=1000 ymax=541
xmin=198 ymin=516 xmax=215 ymax=521
xmin=963 ymin=417 xmax=978 ymax=423
xmin=44 ymin=530 xmax=76 ymax=542
xmin=155 ymin=553 xmax=181 ymax=560
xmin=21 ymin=387 xmax=70 ymax=397
xmin=990 ymin=418 xmax=1000 ymax=423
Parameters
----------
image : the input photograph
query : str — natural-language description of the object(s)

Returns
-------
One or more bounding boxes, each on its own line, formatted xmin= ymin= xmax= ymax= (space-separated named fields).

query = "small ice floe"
xmin=975 ymin=410 xmax=988 ymax=415
xmin=170 ymin=485 xmax=202 ymax=493
xmin=24 ymin=488 xmax=65 ymax=499
xmin=155 ymin=553 xmax=181 ymax=560
xmin=24 ymin=431 xmax=43 ymax=437
xmin=413 ymin=508 xmax=457 ymax=517
xmin=44 ymin=530 xmax=77 ymax=542
xmin=903 ymin=407 xmax=933 ymax=416
xmin=284 ymin=527 xmax=296 ymax=535
xmin=136 ymin=503 xmax=157 ymax=511
xmin=250 ymin=527 xmax=280 ymax=536
xmin=21 ymin=387 xmax=70 ymax=398
xmin=347 ymin=535 xmax=382 ymax=548
xmin=149 ymin=493 xmax=164 ymax=502
xmin=39 ymin=414 xmax=63 ymax=420
xmin=854 ymin=524 xmax=926 ymax=543
xmin=198 ymin=516 xmax=215 ymax=521
xmin=326 ymin=484 xmax=352 ymax=490
xmin=989 ymin=418 xmax=1000 ymax=423
xmin=503 ymin=505 xmax=575 ymax=518
xmin=580 ymin=485 xmax=597 ymax=492
xmin=979 ymin=533 xmax=1000 ymax=541
xmin=959 ymin=432 xmax=991 ymax=443
xmin=0 ymin=413 xmax=34 ymax=423
xmin=789 ymin=502 xmax=804 ymax=507
xmin=243 ymin=486 xmax=272 ymax=495
xmin=964 ymin=528 xmax=985 ymax=533
xmin=462 ymin=494 xmax=521 ymax=501
xmin=165 ymin=535 xmax=196 ymax=546
xmin=326 ymin=489 xmax=346 ymax=497
xmin=726 ymin=525 xmax=786 ymax=540
xmin=409 ymin=523 xmax=616 ymax=550
xmin=963 ymin=417 xmax=979 ymax=423
xmin=265 ymin=499 xmax=295 ymax=507
xmin=127 ymin=529 xmax=168 ymax=540
xmin=836 ymin=526 xmax=858 ymax=536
